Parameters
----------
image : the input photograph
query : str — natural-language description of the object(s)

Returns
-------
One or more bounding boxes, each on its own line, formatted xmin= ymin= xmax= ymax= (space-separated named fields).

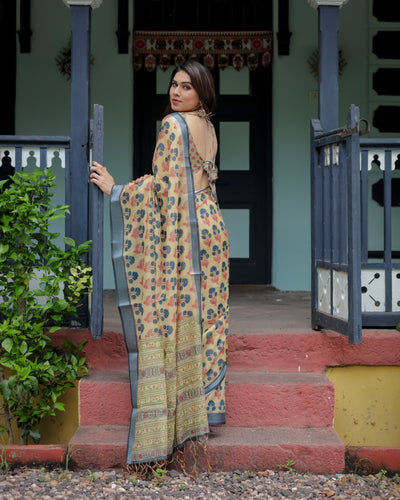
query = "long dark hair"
xmin=164 ymin=60 xmax=216 ymax=116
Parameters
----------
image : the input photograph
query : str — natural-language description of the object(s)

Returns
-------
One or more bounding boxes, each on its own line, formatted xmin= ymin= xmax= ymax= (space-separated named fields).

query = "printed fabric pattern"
xmin=110 ymin=113 xmax=229 ymax=464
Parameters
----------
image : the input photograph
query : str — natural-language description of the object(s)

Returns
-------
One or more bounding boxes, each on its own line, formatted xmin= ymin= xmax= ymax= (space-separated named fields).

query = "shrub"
xmin=0 ymin=169 xmax=91 ymax=444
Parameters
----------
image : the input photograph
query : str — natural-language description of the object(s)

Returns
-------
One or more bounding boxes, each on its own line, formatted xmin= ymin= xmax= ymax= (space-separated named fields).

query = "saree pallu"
xmin=110 ymin=113 xmax=229 ymax=464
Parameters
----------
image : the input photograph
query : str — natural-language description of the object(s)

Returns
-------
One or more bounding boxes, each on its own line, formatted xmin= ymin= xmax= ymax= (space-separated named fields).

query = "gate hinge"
xmin=337 ymin=118 xmax=370 ymax=138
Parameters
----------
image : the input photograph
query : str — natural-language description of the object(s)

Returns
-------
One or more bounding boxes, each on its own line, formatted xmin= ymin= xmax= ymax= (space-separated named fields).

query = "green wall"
xmin=16 ymin=0 xmax=133 ymax=289
xmin=15 ymin=0 xmax=371 ymax=291
xmin=272 ymin=0 xmax=369 ymax=290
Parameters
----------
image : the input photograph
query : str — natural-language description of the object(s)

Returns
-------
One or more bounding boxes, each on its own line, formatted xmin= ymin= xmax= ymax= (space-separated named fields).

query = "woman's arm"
xmin=90 ymin=161 xmax=115 ymax=196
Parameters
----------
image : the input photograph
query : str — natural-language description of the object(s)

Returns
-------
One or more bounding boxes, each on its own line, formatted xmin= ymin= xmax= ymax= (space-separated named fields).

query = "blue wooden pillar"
xmin=318 ymin=6 xmax=339 ymax=130
xmin=64 ymin=0 xmax=103 ymax=327
xmin=309 ymin=0 xmax=349 ymax=130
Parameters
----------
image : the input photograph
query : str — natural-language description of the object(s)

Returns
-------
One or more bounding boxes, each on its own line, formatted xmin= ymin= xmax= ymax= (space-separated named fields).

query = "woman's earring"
xmin=198 ymin=102 xmax=206 ymax=117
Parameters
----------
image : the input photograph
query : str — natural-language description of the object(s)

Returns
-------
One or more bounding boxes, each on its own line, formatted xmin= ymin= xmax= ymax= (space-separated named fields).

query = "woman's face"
xmin=169 ymin=71 xmax=200 ymax=113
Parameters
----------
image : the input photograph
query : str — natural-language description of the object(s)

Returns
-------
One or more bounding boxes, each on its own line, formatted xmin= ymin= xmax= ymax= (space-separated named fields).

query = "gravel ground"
xmin=0 ymin=468 xmax=399 ymax=499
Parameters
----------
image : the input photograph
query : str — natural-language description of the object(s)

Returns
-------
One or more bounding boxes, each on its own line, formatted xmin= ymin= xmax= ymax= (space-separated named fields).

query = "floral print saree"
xmin=110 ymin=112 xmax=229 ymax=464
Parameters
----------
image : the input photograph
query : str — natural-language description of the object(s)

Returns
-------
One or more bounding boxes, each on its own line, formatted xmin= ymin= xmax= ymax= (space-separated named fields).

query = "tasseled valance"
xmin=132 ymin=31 xmax=273 ymax=71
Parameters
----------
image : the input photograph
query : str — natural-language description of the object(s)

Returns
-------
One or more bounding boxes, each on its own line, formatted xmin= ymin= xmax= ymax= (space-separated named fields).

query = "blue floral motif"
xmin=210 ymin=266 xmax=219 ymax=277
xmin=165 ymin=261 xmax=175 ymax=274
xmin=200 ymin=249 xmax=209 ymax=260
xmin=206 ymin=349 xmax=216 ymax=361
xmin=163 ymin=325 xmax=173 ymax=337
xmin=167 ymin=197 xmax=175 ymax=209
xmin=207 ymin=400 xmax=216 ymax=412
xmin=212 ymin=245 xmax=221 ymax=256
xmin=128 ymin=270 xmax=138 ymax=282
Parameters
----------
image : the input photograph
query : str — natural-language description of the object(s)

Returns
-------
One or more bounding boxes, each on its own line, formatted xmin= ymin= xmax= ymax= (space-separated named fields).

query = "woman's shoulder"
xmin=162 ymin=113 xmax=179 ymax=123
xmin=160 ymin=113 xmax=187 ymax=136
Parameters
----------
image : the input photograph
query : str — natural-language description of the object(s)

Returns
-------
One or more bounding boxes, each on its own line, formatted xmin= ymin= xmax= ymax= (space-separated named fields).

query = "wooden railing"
xmin=0 ymin=104 xmax=104 ymax=338
xmin=311 ymin=104 xmax=400 ymax=343
xmin=360 ymin=138 xmax=400 ymax=326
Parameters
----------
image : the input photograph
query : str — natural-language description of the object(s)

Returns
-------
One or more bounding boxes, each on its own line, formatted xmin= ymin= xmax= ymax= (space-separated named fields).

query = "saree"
xmin=110 ymin=112 xmax=229 ymax=464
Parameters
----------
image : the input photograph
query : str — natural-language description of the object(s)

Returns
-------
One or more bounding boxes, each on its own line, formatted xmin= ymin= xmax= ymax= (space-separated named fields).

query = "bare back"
xmin=184 ymin=113 xmax=218 ymax=191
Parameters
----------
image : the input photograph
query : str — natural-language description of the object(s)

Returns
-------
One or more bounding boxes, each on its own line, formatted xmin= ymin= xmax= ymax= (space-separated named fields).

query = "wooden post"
xmin=318 ymin=6 xmax=339 ymax=130
xmin=308 ymin=0 xmax=349 ymax=130
xmin=64 ymin=0 xmax=103 ymax=327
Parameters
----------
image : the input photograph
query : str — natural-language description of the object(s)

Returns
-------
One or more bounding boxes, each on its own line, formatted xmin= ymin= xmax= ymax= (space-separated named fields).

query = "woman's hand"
xmin=90 ymin=161 xmax=115 ymax=196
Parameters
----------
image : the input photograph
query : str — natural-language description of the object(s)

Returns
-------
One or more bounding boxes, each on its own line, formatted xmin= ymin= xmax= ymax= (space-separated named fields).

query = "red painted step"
xmin=57 ymin=324 xmax=400 ymax=473
xmin=200 ymin=426 xmax=344 ymax=474
xmin=70 ymin=425 xmax=344 ymax=474
xmin=70 ymin=425 xmax=128 ymax=470
xmin=226 ymin=371 xmax=334 ymax=427
xmin=228 ymin=331 xmax=400 ymax=373
xmin=55 ymin=329 xmax=400 ymax=374
xmin=80 ymin=371 xmax=131 ymax=426
xmin=80 ymin=370 xmax=335 ymax=428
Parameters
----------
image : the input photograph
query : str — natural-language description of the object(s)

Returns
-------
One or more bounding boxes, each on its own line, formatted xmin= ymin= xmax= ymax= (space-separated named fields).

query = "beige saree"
xmin=110 ymin=113 xmax=229 ymax=464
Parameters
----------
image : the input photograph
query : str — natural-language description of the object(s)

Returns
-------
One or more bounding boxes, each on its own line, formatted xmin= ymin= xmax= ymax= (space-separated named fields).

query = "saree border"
xmin=110 ymin=184 xmax=139 ymax=462
xmin=173 ymin=113 xmax=226 ymax=426
xmin=172 ymin=112 xmax=203 ymax=324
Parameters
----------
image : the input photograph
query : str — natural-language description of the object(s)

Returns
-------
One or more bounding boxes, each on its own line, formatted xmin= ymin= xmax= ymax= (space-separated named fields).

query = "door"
xmin=133 ymin=0 xmax=272 ymax=284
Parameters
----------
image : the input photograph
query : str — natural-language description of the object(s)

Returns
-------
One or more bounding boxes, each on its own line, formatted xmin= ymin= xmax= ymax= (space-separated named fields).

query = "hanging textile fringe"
xmin=132 ymin=31 xmax=273 ymax=72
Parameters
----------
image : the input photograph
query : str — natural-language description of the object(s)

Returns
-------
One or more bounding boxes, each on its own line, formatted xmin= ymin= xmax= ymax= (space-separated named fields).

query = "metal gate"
xmin=311 ymin=103 xmax=400 ymax=343
xmin=311 ymin=104 xmax=363 ymax=344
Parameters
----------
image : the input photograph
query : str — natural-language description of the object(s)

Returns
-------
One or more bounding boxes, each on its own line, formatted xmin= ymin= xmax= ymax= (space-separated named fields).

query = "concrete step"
xmin=55 ymin=329 xmax=400 ymax=374
xmin=79 ymin=371 xmax=131 ymax=426
xmin=226 ymin=371 xmax=334 ymax=427
xmin=70 ymin=425 xmax=128 ymax=470
xmin=69 ymin=425 xmax=345 ymax=474
xmin=80 ymin=371 xmax=334 ymax=428
xmin=203 ymin=426 xmax=344 ymax=474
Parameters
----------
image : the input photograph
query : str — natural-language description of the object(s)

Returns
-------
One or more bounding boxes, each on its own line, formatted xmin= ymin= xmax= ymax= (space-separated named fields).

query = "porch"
xmin=56 ymin=285 xmax=400 ymax=474
xmin=102 ymin=285 xmax=313 ymax=334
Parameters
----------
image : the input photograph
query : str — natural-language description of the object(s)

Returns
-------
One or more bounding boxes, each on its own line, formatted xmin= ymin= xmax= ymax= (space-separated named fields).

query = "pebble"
xmin=0 ymin=468 xmax=397 ymax=499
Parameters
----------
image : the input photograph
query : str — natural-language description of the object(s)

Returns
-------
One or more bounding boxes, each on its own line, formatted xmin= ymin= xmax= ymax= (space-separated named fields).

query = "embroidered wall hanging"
xmin=132 ymin=31 xmax=273 ymax=72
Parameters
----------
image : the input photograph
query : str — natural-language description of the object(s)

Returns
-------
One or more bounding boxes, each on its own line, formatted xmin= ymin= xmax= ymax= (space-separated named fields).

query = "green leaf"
xmin=0 ymin=243 xmax=9 ymax=255
xmin=63 ymin=237 xmax=76 ymax=247
xmin=19 ymin=366 xmax=31 ymax=380
xmin=20 ymin=341 xmax=28 ymax=355
xmin=54 ymin=402 xmax=65 ymax=412
xmin=0 ymin=380 xmax=11 ymax=400
xmin=29 ymin=428 xmax=41 ymax=444
xmin=77 ymin=241 xmax=92 ymax=254
xmin=1 ymin=338 xmax=13 ymax=353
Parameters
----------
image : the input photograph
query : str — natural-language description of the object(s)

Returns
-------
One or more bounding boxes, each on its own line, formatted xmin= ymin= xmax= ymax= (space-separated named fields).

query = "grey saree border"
xmin=110 ymin=184 xmax=138 ymax=464
xmin=173 ymin=112 xmax=203 ymax=327
xmin=173 ymin=113 xmax=226 ymax=425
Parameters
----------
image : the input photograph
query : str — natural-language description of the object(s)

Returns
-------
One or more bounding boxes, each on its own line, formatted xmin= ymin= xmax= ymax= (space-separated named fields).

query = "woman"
xmin=90 ymin=60 xmax=229 ymax=465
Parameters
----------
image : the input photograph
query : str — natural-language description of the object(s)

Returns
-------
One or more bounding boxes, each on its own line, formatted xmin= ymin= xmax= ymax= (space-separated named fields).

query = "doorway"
xmin=133 ymin=0 xmax=272 ymax=284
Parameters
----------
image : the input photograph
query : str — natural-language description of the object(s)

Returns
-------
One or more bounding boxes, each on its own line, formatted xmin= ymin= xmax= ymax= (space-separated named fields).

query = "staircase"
xmin=69 ymin=330 xmax=345 ymax=473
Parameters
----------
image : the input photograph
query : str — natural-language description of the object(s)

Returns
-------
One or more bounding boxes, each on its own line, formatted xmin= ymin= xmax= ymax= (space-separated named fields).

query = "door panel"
xmin=133 ymin=0 xmax=272 ymax=283
xmin=213 ymin=66 xmax=272 ymax=283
